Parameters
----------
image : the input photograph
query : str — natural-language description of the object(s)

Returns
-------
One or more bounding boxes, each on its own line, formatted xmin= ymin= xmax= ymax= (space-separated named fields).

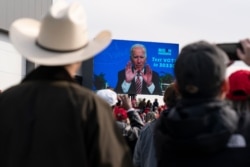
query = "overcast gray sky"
xmin=58 ymin=0 xmax=250 ymax=74
xmin=69 ymin=0 xmax=250 ymax=48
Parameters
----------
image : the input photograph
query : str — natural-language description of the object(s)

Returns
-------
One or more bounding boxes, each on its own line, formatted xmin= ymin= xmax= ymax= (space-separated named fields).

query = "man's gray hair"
xmin=130 ymin=44 xmax=147 ymax=59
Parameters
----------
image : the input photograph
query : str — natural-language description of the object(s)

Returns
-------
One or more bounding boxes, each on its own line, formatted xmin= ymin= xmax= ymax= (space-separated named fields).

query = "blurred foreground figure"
xmin=226 ymin=69 xmax=250 ymax=144
xmin=154 ymin=41 xmax=250 ymax=167
xmin=96 ymin=89 xmax=144 ymax=157
xmin=0 ymin=2 xmax=133 ymax=167
xmin=133 ymin=83 xmax=179 ymax=167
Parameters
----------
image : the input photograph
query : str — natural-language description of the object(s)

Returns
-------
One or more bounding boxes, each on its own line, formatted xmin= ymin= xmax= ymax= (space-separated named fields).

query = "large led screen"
xmin=93 ymin=39 xmax=179 ymax=95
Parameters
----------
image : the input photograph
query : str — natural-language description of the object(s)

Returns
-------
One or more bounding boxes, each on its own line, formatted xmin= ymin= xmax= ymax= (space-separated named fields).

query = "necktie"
xmin=136 ymin=72 xmax=142 ymax=94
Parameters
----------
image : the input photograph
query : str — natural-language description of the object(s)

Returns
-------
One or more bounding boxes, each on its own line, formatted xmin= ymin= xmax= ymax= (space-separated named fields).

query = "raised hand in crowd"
xmin=237 ymin=38 xmax=250 ymax=65
xmin=119 ymin=94 xmax=133 ymax=110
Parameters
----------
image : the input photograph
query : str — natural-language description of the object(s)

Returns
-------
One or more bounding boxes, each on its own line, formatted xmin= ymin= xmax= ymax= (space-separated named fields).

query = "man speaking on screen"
xmin=115 ymin=44 xmax=162 ymax=95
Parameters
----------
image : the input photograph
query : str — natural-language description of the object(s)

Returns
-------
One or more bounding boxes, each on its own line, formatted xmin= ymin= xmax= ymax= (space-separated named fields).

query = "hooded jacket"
xmin=0 ymin=66 xmax=133 ymax=167
xmin=154 ymin=98 xmax=250 ymax=167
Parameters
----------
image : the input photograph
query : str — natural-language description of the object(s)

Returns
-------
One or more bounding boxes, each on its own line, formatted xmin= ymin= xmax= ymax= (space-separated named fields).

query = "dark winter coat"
xmin=0 ymin=66 xmax=133 ymax=167
xmin=154 ymin=98 xmax=250 ymax=167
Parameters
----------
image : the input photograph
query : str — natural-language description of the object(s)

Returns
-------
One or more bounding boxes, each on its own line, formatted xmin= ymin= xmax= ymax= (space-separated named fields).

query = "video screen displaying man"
xmin=93 ymin=39 xmax=179 ymax=95
xmin=115 ymin=44 xmax=162 ymax=95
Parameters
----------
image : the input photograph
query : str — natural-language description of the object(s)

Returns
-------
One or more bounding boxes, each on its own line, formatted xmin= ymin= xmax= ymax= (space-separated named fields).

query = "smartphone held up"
xmin=216 ymin=42 xmax=243 ymax=60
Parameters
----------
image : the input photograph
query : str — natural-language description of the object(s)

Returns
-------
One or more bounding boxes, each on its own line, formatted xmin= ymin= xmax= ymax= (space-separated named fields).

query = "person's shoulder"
xmin=0 ymin=84 xmax=23 ymax=100
xmin=66 ymin=83 xmax=111 ymax=107
xmin=118 ymin=69 xmax=125 ymax=74
xmin=152 ymin=70 xmax=160 ymax=76
xmin=74 ymin=83 xmax=107 ymax=101
xmin=66 ymin=82 xmax=93 ymax=96
xmin=141 ymin=120 xmax=157 ymax=133
xmin=71 ymin=83 xmax=92 ymax=93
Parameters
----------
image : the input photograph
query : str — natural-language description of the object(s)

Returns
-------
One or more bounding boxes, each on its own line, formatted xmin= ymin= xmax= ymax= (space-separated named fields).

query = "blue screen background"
xmin=93 ymin=39 xmax=179 ymax=90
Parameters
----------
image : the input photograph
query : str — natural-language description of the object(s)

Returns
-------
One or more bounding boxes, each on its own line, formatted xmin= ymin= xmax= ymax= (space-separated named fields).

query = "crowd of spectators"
xmin=2 ymin=1 xmax=250 ymax=167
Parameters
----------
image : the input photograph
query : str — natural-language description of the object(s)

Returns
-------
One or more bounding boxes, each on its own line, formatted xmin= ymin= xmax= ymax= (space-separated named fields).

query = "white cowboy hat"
xmin=9 ymin=1 xmax=112 ymax=66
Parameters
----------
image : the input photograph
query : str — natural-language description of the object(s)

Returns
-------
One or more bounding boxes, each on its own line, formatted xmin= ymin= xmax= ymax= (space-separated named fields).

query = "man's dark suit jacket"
xmin=115 ymin=68 xmax=162 ymax=95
